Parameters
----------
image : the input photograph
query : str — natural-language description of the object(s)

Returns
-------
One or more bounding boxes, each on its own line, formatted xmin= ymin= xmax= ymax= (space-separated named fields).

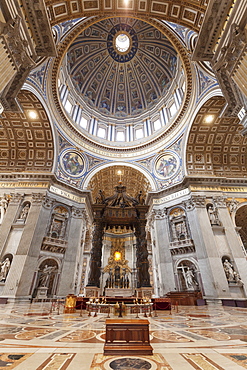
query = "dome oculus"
xmin=107 ymin=24 xmax=138 ymax=62
xmin=115 ymin=32 xmax=131 ymax=53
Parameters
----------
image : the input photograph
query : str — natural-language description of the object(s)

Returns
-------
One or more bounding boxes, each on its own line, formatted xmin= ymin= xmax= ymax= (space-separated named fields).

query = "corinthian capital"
xmin=32 ymin=193 xmax=45 ymax=204
xmin=72 ymin=207 xmax=84 ymax=218
xmin=10 ymin=193 xmax=24 ymax=204
xmin=182 ymin=199 xmax=195 ymax=211
xmin=152 ymin=208 xmax=167 ymax=219
xmin=213 ymin=196 xmax=227 ymax=208
xmin=43 ymin=195 xmax=55 ymax=209
xmin=191 ymin=195 xmax=206 ymax=207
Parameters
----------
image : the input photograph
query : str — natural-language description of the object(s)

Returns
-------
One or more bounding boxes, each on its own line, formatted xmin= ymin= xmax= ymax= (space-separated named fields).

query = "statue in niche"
xmin=0 ymin=195 xmax=9 ymax=223
xmin=38 ymin=265 xmax=56 ymax=287
xmin=207 ymin=205 xmax=221 ymax=226
xmin=223 ymin=259 xmax=235 ymax=281
xmin=19 ymin=204 xmax=30 ymax=221
xmin=185 ymin=268 xmax=198 ymax=290
xmin=0 ymin=257 xmax=11 ymax=282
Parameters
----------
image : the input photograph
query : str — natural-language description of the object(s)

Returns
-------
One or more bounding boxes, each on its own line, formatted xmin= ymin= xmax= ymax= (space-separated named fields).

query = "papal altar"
xmin=105 ymin=288 xmax=132 ymax=297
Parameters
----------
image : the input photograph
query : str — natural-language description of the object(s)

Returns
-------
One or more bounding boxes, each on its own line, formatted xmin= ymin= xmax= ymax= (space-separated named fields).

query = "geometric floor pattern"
xmin=0 ymin=302 xmax=247 ymax=369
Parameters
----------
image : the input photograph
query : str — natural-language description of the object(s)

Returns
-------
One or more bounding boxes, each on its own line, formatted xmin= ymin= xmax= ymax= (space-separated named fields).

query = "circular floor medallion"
xmin=107 ymin=357 xmax=153 ymax=369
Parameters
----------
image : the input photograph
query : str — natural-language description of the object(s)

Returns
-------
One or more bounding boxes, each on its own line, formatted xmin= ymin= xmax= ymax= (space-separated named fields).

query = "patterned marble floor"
xmin=0 ymin=302 xmax=246 ymax=369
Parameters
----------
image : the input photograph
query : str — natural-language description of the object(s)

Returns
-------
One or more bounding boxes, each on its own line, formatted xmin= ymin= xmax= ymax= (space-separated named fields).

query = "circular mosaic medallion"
xmin=109 ymin=358 xmax=152 ymax=369
xmin=155 ymin=151 xmax=180 ymax=179
xmin=60 ymin=151 xmax=85 ymax=177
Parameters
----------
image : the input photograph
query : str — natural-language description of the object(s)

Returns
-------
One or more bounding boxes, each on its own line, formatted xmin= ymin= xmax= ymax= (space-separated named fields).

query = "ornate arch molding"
xmin=45 ymin=0 xmax=206 ymax=32
xmin=48 ymin=15 xmax=193 ymax=155
xmin=185 ymin=95 xmax=247 ymax=178
xmin=174 ymin=256 xmax=199 ymax=271
xmin=37 ymin=255 xmax=62 ymax=272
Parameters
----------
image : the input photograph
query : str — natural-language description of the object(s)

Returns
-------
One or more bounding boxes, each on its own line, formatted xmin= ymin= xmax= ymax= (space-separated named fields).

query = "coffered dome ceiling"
xmin=66 ymin=18 xmax=179 ymax=119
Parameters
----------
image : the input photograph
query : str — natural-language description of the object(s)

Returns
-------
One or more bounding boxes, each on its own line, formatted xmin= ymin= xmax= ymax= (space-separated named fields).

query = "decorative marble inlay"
xmin=182 ymin=353 xmax=225 ymax=370
xmin=91 ymin=353 xmax=172 ymax=370
xmin=223 ymin=354 xmax=247 ymax=369
xmin=152 ymin=330 xmax=192 ymax=342
xmin=37 ymin=353 xmax=75 ymax=370
xmin=15 ymin=327 xmax=55 ymax=340
xmin=0 ymin=354 xmax=32 ymax=369
xmin=58 ymin=330 xmax=95 ymax=342
xmin=109 ymin=357 xmax=152 ymax=369
xmin=187 ymin=328 xmax=231 ymax=341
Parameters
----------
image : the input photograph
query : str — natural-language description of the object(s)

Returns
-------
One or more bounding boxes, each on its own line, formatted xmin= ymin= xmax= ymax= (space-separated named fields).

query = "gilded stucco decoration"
xmin=186 ymin=96 xmax=247 ymax=178
xmin=0 ymin=90 xmax=54 ymax=173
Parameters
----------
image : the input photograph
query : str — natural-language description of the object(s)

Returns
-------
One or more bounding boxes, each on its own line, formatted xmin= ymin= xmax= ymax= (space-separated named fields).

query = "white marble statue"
xmin=0 ymin=195 xmax=8 ymax=223
xmin=223 ymin=259 xmax=235 ymax=281
xmin=39 ymin=265 xmax=56 ymax=287
xmin=207 ymin=205 xmax=220 ymax=226
xmin=0 ymin=257 xmax=11 ymax=282
xmin=19 ymin=204 xmax=30 ymax=221
xmin=185 ymin=268 xmax=198 ymax=290
xmin=234 ymin=272 xmax=244 ymax=285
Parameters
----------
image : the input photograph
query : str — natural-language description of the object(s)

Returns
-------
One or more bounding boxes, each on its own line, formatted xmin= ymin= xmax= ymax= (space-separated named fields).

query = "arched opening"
xmin=86 ymin=166 xmax=153 ymax=298
xmin=235 ymin=205 xmax=247 ymax=252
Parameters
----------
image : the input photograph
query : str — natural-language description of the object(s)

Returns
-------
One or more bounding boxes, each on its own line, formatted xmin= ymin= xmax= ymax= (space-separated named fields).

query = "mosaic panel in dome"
xmin=0 ymin=91 xmax=54 ymax=173
xmin=186 ymin=96 xmax=247 ymax=177
xmin=66 ymin=18 xmax=178 ymax=118
xmin=154 ymin=151 xmax=180 ymax=180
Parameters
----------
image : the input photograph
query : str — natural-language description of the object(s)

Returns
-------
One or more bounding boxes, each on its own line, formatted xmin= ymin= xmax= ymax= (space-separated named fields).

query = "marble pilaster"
xmin=152 ymin=208 xmax=175 ymax=296
xmin=186 ymin=196 xmax=230 ymax=300
xmin=57 ymin=207 xmax=85 ymax=296
xmin=3 ymin=193 xmax=47 ymax=299
xmin=0 ymin=193 xmax=23 ymax=256
xmin=217 ymin=205 xmax=247 ymax=297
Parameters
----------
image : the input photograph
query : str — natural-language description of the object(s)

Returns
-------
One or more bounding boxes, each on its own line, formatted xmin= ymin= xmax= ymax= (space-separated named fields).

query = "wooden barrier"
xmin=104 ymin=319 xmax=153 ymax=355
